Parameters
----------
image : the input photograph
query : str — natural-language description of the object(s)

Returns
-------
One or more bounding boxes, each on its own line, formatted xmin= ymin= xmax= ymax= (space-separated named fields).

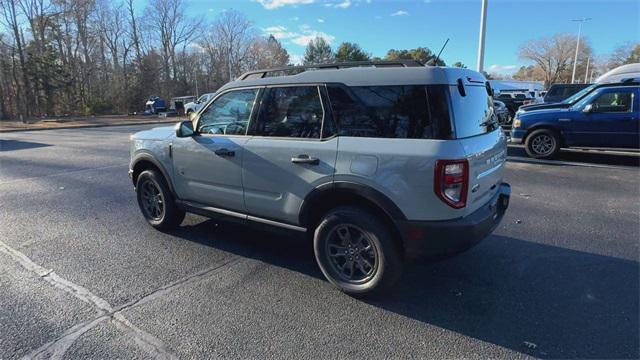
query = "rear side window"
xmin=254 ymin=86 xmax=323 ymax=138
xmin=327 ymin=85 xmax=452 ymax=139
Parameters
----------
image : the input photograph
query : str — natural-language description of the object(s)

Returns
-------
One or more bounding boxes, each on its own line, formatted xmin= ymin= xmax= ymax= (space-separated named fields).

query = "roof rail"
xmin=238 ymin=60 xmax=424 ymax=80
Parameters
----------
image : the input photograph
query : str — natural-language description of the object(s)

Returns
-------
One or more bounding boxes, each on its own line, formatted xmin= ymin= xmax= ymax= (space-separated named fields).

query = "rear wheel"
xmin=313 ymin=206 xmax=402 ymax=296
xmin=136 ymin=169 xmax=185 ymax=230
xmin=525 ymin=129 xmax=560 ymax=159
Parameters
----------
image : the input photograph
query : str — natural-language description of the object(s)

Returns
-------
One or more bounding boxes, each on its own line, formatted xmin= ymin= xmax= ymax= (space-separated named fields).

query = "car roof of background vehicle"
xmin=596 ymin=63 xmax=640 ymax=84
xmin=218 ymin=62 xmax=487 ymax=92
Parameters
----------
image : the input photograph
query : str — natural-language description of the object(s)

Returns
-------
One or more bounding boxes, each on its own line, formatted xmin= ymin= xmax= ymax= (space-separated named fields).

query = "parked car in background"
xmin=596 ymin=63 xmax=640 ymax=83
xmin=184 ymin=92 xmax=216 ymax=115
xmin=511 ymin=84 xmax=640 ymax=159
xmin=495 ymin=91 xmax=533 ymax=118
xmin=518 ymin=78 xmax=640 ymax=115
xmin=493 ymin=100 xmax=510 ymax=125
xmin=129 ymin=62 xmax=510 ymax=295
xmin=543 ymin=83 xmax=591 ymax=104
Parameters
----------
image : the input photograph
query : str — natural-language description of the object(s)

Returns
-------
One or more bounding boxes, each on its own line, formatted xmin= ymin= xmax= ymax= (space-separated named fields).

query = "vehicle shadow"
xmin=507 ymin=146 xmax=640 ymax=167
xmin=171 ymin=219 xmax=639 ymax=359
xmin=0 ymin=140 xmax=51 ymax=152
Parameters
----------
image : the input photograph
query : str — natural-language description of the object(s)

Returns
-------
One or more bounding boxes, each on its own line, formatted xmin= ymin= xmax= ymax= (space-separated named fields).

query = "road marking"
xmin=507 ymin=156 xmax=638 ymax=170
xmin=0 ymin=239 xmax=177 ymax=360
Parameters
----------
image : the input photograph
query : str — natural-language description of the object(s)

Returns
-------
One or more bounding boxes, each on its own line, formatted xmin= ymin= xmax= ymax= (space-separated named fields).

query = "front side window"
xmin=328 ymin=85 xmax=450 ymax=139
xmin=197 ymin=89 xmax=258 ymax=135
xmin=255 ymin=86 xmax=323 ymax=138
xmin=591 ymin=91 xmax=634 ymax=112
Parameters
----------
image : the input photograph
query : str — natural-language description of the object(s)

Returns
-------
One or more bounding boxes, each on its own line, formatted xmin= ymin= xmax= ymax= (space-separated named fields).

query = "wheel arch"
xmin=524 ymin=124 xmax=565 ymax=147
xmin=299 ymin=182 xmax=407 ymax=249
xmin=131 ymin=153 xmax=176 ymax=194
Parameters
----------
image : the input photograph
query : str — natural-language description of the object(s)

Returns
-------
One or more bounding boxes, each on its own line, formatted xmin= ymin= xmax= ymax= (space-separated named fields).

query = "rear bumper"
xmin=397 ymin=183 xmax=511 ymax=258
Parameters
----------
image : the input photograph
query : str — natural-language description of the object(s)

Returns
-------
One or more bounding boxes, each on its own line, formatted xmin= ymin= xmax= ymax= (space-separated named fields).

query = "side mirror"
xmin=175 ymin=120 xmax=195 ymax=138
xmin=583 ymin=104 xmax=597 ymax=113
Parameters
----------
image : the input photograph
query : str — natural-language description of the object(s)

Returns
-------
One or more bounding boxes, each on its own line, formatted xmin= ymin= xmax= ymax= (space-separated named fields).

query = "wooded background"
xmin=0 ymin=0 xmax=637 ymax=120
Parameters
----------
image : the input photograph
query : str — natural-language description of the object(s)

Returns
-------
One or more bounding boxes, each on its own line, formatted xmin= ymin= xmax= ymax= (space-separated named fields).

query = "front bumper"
xmin=510 ymin=129 xmax=526 ymax=144
xmin=397 ymin=183 xmax=511 ymax=258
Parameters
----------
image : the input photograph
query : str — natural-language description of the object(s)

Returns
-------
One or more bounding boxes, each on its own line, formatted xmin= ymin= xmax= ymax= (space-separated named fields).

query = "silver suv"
xmin=129 ymin=61 xmax=511 ymax=295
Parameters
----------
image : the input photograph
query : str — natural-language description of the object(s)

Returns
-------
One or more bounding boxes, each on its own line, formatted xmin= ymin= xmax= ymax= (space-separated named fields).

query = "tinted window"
xmin=592 ymin=91 xmax=634 ymax=112
xmin=255 ymin=86 xmax=323 ymax=138
xmin=327 ymin=85 xmax=451 ymax=139
xmin=197 ymin=89 xmax=258 ymax=135
xmin=449 ymin=84 xmax=495 ymax=138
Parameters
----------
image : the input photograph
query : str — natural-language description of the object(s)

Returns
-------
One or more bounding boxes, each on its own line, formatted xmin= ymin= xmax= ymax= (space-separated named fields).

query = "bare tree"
xmin=145 ymin=0 xmax=199 ymax=92
xmin=0 ymin=0 xmax=31 ymax=116
xmin=519 ymin=34 xmax=580 ymax=87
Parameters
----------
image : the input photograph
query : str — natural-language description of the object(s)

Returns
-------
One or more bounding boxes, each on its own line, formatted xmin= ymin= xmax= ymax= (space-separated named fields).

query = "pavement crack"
xmin=115 ymin=256 xmax=242 ymax=313
xmin=0 ymin=239 xmax=177 ymax=360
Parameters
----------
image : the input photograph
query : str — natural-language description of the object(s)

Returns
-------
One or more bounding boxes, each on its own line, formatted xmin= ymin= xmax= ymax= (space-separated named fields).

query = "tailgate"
xmin=458 ymin=129 xmax=507 ymax=215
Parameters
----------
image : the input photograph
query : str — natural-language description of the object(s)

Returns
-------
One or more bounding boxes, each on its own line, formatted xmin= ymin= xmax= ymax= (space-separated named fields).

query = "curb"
xmin=0 ymin=119 xmax=179 ymax=133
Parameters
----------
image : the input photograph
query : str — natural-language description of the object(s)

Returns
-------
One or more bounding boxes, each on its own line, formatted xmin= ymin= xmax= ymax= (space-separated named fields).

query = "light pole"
xmin=476 ymin=0 xmax=488 ymax=73
xmin=571 ymin=17 xmax=591 ymax=84
xmin=583 ymin=56 xmax=590 ymax=83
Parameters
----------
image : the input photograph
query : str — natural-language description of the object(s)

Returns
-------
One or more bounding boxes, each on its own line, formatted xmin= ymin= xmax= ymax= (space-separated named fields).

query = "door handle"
xmin=214 ymin=148 xmax=235 ymax=157
xmin=291 ymin=154 xmax=320 ymax=165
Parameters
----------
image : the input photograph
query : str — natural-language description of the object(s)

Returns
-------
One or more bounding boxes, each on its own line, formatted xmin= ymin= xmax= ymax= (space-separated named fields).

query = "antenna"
xmin=428 ymin=38 xmax=449 ymax=66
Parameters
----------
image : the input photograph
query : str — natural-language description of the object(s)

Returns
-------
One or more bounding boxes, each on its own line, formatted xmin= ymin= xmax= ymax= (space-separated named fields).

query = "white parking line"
xmin=506 ymin=156 xmax=638 ymax=170
xmin=0 ymin=240 xmax=177 ymax=360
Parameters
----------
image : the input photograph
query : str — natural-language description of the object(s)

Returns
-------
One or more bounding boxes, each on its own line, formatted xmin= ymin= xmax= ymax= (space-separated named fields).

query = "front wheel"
xmin=525 ymin=129 xmax=560 ymax=159
xmin=313 ymin=207 xmax=403 ymax=296
xmin=136 ymin=169 xmax=185 ymax=230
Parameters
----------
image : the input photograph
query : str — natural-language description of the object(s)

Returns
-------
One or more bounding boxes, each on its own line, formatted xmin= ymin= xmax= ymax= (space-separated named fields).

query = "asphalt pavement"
xmin=1 ymin=125 xmax=638 ymax=359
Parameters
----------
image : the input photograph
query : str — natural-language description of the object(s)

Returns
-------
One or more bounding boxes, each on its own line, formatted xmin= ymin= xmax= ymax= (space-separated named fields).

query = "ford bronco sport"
xmin=129 ymin=61 xmax=511 ymax=295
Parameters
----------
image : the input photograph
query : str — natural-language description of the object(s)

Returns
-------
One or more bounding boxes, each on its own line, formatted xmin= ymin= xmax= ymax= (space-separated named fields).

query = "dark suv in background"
xmin=543 ymin=83 xmax=591 ymax=103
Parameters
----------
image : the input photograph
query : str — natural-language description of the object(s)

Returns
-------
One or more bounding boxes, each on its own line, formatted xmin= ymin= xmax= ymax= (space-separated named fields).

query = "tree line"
xmin=510 ymin=34 xmax=638 ymax=87
xmin=0 ymin=0 xmax=448 ymax=120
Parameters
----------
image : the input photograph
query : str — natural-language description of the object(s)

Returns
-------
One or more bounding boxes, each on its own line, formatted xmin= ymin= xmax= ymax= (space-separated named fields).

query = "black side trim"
xmin=299 ymin=181 xmax=407 ymax=226
xmin=130 ymin=154 xmax=176 ymax=194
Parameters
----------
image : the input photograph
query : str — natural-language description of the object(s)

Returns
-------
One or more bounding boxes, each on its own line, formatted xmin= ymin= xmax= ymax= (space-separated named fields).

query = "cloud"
xmin=263 ymin=24 xmax=335 ymax=46
xmin=390 ymin=10 xmax=409 ymax=16
xmin=255 ymin=0 xmax=314 ymax=10
xmin=289 ymin=54 xmax=304 ymax=65
xmin=488 ymin=64 xmax=518 ymax=73
xmin=334 ymin=0 xmax=351 ymax=8
xmin=263 ymin=25 xmax=298 ymax=39
xmin=317 ymin=18 xmax=325 ymax=23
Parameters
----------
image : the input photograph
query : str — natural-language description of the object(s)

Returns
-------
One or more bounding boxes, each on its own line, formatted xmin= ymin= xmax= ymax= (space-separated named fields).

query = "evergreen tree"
xmin=303 ymin=37 xmax=334 ymax=65
xmin=335 ymin=42 xmax=370 ymax=62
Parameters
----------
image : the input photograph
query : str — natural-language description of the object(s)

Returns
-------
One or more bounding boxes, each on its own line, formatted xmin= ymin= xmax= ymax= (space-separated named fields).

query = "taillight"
xmin=434 ymin=159 xmax=469 ymax=209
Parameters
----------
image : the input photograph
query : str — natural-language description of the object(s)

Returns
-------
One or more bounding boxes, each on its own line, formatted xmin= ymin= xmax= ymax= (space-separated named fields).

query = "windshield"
xmin=197 ymin=94 xmax=210 ymax=103
xmin=562 ymin=84 xmax=596 ymax=104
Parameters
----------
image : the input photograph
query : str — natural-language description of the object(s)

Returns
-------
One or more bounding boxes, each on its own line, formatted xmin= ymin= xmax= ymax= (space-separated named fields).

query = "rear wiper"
xmin=480 ymin=119 xmax=499 ymax=128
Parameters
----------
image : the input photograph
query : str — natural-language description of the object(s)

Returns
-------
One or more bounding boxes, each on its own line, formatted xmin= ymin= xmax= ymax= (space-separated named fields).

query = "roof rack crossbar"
xmin=238 ymin=60 xmax=424 ymax=80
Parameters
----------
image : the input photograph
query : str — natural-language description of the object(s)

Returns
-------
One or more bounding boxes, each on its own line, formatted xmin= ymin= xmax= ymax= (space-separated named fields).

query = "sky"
xmin=178 ymin=0 xmax=640 ymax=74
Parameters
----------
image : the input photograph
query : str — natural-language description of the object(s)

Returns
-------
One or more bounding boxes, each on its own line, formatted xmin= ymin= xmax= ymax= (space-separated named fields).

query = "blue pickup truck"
xmin=511 ymin=83 xmax=639 ymax=159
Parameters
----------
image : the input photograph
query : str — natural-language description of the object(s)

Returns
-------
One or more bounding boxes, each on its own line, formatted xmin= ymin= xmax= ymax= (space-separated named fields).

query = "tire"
xmin=525 ymin=129 xmax=561 ymax=159
xmin=313 ymin=206 xmax=403 ymax=296
xmin=136 ymin=169 xmax=185 ymax=230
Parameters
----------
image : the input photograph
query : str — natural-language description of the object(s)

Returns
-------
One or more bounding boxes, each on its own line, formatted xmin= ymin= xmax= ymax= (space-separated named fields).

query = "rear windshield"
xmin=448 ymin=84 xmax=496 ymax=138
xmin=326 ymin=84 xmax=453 ymax=139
